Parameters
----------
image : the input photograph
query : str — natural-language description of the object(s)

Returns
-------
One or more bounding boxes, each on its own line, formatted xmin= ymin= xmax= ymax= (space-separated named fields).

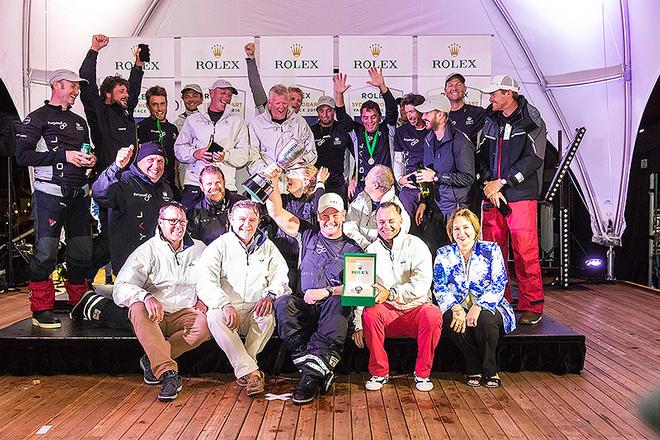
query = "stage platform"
xmin=0 ymin=301 xmax=585 ymax=376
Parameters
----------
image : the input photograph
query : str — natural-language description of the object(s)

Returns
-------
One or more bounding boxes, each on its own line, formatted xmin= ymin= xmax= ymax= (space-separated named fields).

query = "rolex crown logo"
xmin=211 ymin=44 xmax=224 ymax=58
xmin=448 ymin=43 xmax=461 ymax=58
xmin=130 ymin=45 xmax=139 ymax=57
xmin=291 ymin=43 xmax=303 ymax=58
xmin=370 ymin=43 xmax=382 ymax=58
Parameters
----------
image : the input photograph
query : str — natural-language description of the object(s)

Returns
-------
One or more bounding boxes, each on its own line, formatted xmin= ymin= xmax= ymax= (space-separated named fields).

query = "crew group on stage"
xmin=16 ymin=34 xmax=548 ymax=404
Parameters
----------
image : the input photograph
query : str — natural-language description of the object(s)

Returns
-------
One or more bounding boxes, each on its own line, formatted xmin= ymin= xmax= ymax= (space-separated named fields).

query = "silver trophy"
xmin=243 ymin=136 xmax=307 ymax=203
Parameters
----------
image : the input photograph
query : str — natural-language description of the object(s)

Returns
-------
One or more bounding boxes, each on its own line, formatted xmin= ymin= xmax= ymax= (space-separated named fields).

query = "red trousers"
xmin=482 ymin=200 xmax=544 ymax=314
xmin=362 ymin=303 xmax=442 ymax=377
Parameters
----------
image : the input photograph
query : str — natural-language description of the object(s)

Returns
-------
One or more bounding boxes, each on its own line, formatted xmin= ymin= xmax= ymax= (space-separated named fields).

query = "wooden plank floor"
xmin=0 ymin=283 xmax=658 ymax=439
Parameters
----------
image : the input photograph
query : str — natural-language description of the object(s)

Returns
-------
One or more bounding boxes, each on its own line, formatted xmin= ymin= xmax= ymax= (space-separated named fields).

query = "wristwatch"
xmin=387 ymin=288 xmax=397 ymax=302
xmin=326 ymin=286 xmax=334 ymax=296
xmin=266 ymin=291 xmax=277 ymax=301
xmin=500 ymin=178 xmax=507 ymax=186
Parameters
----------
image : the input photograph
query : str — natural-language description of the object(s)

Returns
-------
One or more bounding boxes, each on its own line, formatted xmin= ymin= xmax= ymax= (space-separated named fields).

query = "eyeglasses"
xmin=160 ymin=218 xmax=188 ymax=226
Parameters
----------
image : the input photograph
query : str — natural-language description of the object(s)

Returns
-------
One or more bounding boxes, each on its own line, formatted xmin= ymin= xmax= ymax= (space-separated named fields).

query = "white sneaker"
xmin=414 ymin=375 xmax=433 ymax=392
xmin=365 ymin=375 xmax=389 ymax=391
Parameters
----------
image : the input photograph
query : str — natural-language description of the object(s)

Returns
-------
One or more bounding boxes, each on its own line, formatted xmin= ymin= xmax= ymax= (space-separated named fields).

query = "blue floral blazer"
xmin=433 ymin=241 xmax=516 ymax=334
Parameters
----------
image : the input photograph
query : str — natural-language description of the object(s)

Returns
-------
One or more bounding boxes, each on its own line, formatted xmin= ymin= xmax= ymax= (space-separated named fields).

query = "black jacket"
xmin=136 ymin=117 xmax=179 ymax=186
xmin=15 ymin=102 xmax=91 ymax=192
xmin=335 ymin=89 xmax=397 ymax=185
xmin=91 ymin=162 xmax=173 ymax=273
xmin=79 ymin=49 xmax=144 ymax=172
xmin=311 ymin=121 xmax=353 ymax=189
xmin=422 ymin=126 xmax=475 ymax=215
xmin=186 ymin=190 xmax=245 ymax=245
xmin=477 ymin=95 xmax=547 ymax=203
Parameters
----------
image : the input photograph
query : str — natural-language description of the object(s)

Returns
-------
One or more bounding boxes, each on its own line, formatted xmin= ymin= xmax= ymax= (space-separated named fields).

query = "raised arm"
xmin=264 ymin=166 xmax=301 ymax=237
xmin=245 ymin=42 xmax=268 ymax=113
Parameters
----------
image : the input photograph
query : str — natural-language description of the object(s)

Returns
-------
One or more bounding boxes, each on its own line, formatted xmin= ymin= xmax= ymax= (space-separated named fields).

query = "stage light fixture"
xmin=544 ymin=127 xmax=586 ymax=204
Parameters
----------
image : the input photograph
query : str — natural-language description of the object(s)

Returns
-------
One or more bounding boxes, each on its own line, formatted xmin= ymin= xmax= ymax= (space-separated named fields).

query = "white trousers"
xmin=207 ymin=302 xmax=275 ymax=378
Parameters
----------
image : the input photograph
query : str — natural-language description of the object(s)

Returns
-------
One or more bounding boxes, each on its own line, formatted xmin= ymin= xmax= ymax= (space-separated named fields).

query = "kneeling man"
xmin=113 ymin=201 xmax=211 ymax=402
xmin=353 ymin=202 xmax=442 ymax=391
xmin=196 ymin=200 xmax=290 ymax=396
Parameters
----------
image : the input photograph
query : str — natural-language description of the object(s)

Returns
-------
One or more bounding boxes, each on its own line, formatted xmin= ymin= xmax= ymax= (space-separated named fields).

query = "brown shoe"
xmin=245 ymin=370 xmax=265 ymax=396
xmin=236 ymin=375 xmax=248 ymax=387
xmin=519 ymin=311 xmax=543 ymax=325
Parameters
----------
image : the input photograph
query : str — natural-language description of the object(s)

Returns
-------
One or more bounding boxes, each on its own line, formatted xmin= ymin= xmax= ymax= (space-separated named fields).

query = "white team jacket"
xmin=113 ymin=233 xmax=207 ymax=313
xmin=174 ymin=107 xmax=250 ymax=191
xmin=353 ymin=232 xmax=433 ymax=331
xmin=195 ymin=230 xmax=291 ymax=310
xmin=343 ymin=187 xmax=411 ymax=250
xmin=247 ymin=107 xmax=316 ymax=174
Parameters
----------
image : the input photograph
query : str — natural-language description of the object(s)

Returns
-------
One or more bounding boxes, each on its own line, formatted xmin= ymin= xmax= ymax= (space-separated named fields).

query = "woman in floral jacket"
xmin=433 ymin=208 xmax=516 ymax=388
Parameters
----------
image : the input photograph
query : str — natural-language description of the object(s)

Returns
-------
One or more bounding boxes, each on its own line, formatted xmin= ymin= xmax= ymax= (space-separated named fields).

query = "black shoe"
xmin=158 ymin=370 xmax=182 ymax=402
xmin=293 ymin=374 xmax=320 ymax=405
xmin=32 ymin=310 xmax=62 ymax=329
xmin=69 ymin=289 xmax=97 ymax=321
xmin=320 ymin=371 xmax=335 ymax=395
xmin=519 ymin=311 xmax=543 ymax=325
xmin=140 ymin=355 xmax=162 ymax=385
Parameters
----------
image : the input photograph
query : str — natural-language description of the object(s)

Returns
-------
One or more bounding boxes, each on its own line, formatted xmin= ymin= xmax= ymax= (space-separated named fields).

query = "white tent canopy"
xmin=1 ymin=0 xmax=659 ymax=245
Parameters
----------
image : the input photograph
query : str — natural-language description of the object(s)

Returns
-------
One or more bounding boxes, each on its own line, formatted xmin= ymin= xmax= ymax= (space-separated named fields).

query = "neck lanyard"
xmin=364 ymin=130 xmax=379 ymax=159
xmin=155 ymin=118 xmax=165 ymax=144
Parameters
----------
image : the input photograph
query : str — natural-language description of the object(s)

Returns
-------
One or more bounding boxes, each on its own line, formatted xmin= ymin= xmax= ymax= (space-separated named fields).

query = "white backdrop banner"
xmin=178 ymin=77 xmax=253 ymax=120
xmin=134 ymin=79 xmax=177 ymax=120
xmin=345 ymin=77 xmax=412 ymax=117
xmin=97 ymin=37 xmax=175 ymax=78
xmin=339 ymin=36 xmax=413 ymax=77
xmin=417 ymin=76 xmax=491 ymax=107
xmin=261 ymin=77 xmax=333 ymax=117
xmin=259 ymin=36 xmax=333 ymax=77
xmin=417 ymin=35 xmax=492 ymax=77
xmin=180 ymin=36 xmax=252 ymax=78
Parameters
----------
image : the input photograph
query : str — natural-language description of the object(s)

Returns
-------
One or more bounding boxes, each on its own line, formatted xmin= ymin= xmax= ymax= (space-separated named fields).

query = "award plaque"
xmin=342 ymin=253 xmax=377 ymax=306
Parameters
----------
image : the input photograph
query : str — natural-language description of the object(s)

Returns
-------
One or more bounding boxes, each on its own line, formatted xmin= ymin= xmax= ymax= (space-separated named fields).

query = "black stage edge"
xmin=0 ymin=311 xmax=585 ymax=376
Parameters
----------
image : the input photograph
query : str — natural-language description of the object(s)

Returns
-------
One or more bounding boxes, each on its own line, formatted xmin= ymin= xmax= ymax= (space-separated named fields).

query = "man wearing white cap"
xmin=311 ymin=95 xmax=353 ymax=199
xmin=413 ymin=95 xmax=476 ymax=252
xmin=265 ymin=172 xmax=362 ymax=405
xmin=477 ymin=74 xmax=547 ymax=325
xmin=174 ymin=79 xmax=250 ymax=209
xmin=16 ymin=69 xmax=95 ymax=328
xmin=174 ymin=84 xmax=204 ymax=132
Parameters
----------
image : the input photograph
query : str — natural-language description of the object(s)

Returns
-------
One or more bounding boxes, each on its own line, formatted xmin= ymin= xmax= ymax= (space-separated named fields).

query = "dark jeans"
xmin=442 ymin=308 xmax=503 ymax=378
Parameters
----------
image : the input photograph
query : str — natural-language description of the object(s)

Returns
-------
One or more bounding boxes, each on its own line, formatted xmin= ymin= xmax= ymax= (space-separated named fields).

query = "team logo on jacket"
xmin=133 ymin=192 xmax=152 ymax=202
xmin=48 ymin=218 xmax=57 ymax=227
xmin=76 ymin=122 xmax=84 ymax=131
xmin=315 ymin=244 xmax=327 ymax=254
xmin=466 ymin=116 xmax=474 ymax=125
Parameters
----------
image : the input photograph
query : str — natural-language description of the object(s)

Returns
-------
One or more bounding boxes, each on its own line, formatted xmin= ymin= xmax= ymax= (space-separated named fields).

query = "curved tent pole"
xmin=132 ymin=0 xmax=161 ymax=37
xmin=490 ymin=0 xmax=612 ymax=242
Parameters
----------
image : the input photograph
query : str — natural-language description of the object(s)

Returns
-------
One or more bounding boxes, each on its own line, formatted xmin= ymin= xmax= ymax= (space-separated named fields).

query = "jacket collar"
xmin=376 ymin=230 xmax=407 ymax=252
xmin=156 ymin=227 xmax=195 ymax=253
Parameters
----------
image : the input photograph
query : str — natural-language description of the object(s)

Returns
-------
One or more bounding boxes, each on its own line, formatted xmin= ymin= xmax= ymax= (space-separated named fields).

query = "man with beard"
xmin=445 ymin=73 xmax=487 ymax=147
xmin=478 ymin=74 xmax=547 ymax=325
xmin=266 ymin=169 xmax=362 ymax=404
xmin=351 ymin=202 xmax=440 ymax=392
xmin=334 ymin=68 xmax=398 ymax=198
xmin=137 ymin=86 xmax=179 ymax=193
xmin=310 ymin=95 xmax=353 ymax=200
xmin=247 ymin=84 xmax=316 ymax=175
xmin=187 ymin=165 xmax=246 ymax=245
xmin=175 ymin=79 xmax=250 ymax=209
xmin=16 ymin=69 xmax=95 ymax=328
xmin=393 ymin=94 xmax=429 ymax=232
xmin=79 ymin=33 xmax=145 ymax=282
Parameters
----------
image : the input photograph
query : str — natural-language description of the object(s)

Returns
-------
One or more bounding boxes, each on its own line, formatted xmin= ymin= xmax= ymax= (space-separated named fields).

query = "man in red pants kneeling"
xmin=352 ymin=202 xmax=442 ymax=392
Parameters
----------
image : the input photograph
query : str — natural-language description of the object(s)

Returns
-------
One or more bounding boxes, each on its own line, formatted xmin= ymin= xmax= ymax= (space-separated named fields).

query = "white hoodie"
xmin=195 ymin=230 xmax=291 ymax=309
xmin=174 ymin=107 xmax=250 ymax=191
xmin=113 ymin=233 xmax=206 ymax=313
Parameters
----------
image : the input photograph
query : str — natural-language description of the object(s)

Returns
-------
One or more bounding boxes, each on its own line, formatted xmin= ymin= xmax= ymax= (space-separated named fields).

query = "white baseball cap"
xmin=49 ymin=69 xmax=88 ymax=85
xmin=415 ymin=95 xmax=451 ymax=114
xmin=317 ymin=193 xmax=345 ymax=213
xmin=316 ymin=95 xmax=336 ymax=110
xmin=210 ymin=79 xmax=238 ymax=95
xmin=479 ymin=74 xmax=520 ymax=94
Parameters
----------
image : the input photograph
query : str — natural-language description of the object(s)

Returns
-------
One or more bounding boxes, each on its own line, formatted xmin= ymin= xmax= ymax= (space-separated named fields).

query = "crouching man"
xmin=352 ymin=202 xmax=442 ymax=391
xmin=196 ymin=200 xmax=290 ymax=396
xmin=113 ymin=201 xmax=211 ymax=402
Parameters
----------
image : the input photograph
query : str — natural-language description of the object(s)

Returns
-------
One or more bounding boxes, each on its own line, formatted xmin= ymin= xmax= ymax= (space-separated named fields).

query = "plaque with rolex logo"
xmin=342 ymin=253 xmax=376 ymax=306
